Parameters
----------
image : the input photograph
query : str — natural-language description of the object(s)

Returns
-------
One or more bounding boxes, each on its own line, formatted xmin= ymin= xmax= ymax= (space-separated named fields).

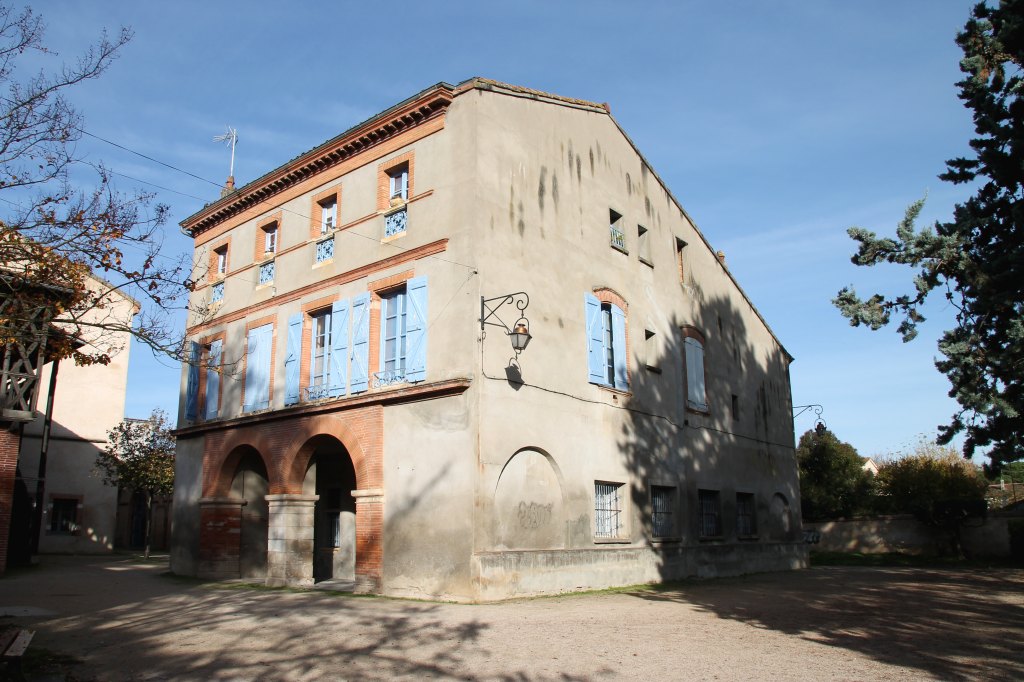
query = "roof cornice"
xmin=181 ymin=82 xmax=456 ymax=237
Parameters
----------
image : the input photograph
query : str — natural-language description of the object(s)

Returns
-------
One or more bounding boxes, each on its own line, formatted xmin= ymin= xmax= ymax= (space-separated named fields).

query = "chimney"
xmin=716 ymin=250 xmax=726 ymax=266
xmin=220 ymin=175 xmax=235 ymax=198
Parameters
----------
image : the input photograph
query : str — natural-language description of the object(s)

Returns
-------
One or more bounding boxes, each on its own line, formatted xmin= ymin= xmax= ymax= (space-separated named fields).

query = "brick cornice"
xmin=182 ymin=84 xmax=455 ymax=237
xmin=173 ymin=377 xmax=471 ymax=438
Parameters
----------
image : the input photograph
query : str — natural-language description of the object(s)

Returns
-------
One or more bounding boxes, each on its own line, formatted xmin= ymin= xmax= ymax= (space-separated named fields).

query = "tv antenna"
xmin=213 ymin=126 xmax=239 ymax=179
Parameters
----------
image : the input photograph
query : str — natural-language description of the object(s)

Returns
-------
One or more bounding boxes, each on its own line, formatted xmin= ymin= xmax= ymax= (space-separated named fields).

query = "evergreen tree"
xmin=833 ymin=1 xmax=1024 ymax=468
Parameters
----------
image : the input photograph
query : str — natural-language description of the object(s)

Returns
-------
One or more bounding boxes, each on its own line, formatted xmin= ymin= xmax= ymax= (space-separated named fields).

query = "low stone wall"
xmin=804 ymin=512 xmax=1022 ymax=558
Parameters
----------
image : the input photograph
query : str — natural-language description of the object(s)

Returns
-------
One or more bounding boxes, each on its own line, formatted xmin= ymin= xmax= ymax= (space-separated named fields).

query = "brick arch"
xmin=592 ymin=287 xmax=628 ymax=312
xmin=203 ymin=430 xmax=276 ymax=498
xmin=277 ymin=412 xmax=373 ymax=494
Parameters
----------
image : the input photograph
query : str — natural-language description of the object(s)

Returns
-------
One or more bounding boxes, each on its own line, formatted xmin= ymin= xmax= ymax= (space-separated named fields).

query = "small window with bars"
xmin=698 ymin=489 xmax=722 ymax=538
xmin=48 ymin=497 xmax=79 ymax=534
xmin=609 ymin=209 xmax=626 ymax=252
xmin=651 ymin=485 xmax=676 ymax=538
xmin=736 ymin=492 xmax=757 ymax=538
xmin=594 ymin=482 xmax=624 ymax=539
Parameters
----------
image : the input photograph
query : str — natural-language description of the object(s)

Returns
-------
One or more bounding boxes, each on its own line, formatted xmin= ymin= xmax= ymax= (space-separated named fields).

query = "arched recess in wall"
xmin=769 ymin=492 xmax=793 ymax=542
xmin=493 ymin=447 xmax=565 ymax=551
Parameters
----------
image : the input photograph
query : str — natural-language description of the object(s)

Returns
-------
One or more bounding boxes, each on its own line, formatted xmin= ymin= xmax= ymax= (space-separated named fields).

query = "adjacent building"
xmin=171 ymin=78 xmax=805 ymax=601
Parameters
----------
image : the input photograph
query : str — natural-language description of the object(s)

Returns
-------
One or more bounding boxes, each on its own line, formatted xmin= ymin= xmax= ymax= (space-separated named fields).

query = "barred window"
xmin=595 ymin=482 xmax=623 ymax=538
xmin=698 ymin=489 xmax=722 ymax=538
xmin=736 ymin=492 xmax=757 ymax=537
xmin=651 ymin=485 xmax=675 ymax=538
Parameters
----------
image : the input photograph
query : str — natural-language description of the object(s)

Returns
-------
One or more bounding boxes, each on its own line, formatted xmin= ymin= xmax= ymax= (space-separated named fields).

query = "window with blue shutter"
xmin=329 ymin=299 xmax=349 ymax=397
xmin=284 ymin=313 xmax=302 ymax=406
xmin=350 ymin=293 xmax=370 ymax=393
xmin=243 ymin=323 xmax=273 ymax=412
xmin=204 ymin=339 xmax=222 ymax=419
xmin=184 ymin=341 xmax=200 ymax=420
xmin=585 ymin=293 xmax=628 ymax=390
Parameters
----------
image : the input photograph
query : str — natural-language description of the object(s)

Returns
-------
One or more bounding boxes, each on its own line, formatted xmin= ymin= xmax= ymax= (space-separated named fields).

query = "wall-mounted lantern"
xmin=480 ymin=292 xmax=531 ymax=355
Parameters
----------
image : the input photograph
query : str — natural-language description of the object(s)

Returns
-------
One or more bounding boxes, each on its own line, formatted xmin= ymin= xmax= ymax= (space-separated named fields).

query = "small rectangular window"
xmin=49 ymin=498 xmax=79 ymax=534
xmin=594 ymin=482 xmax=624 ymax=538
xmin=731 ymin=394 xmax=739 ymax=421
xmin=215 ymin=246 xmax=228 ymax=275
xmin=698 ymin=489 xmax=722 ymax=538
xmin=309 ymin=309 xmax=333 ymax=397
xmin=651 ymin=485 xmax=676 ymax=538
xmin=389 ymin=166 xmax=409 ymax=202
xmin=264 ymin=226 xmax=277 ymax=254
xmin=736 ymin=492 xmax=757 ymax=537
xmin=638 ymin=225 xmax=651 ymax=265
xmin=609 ymin=209 xmax=626 ymax=252
xmin=320 ymin=198 xmax=337 ymax=234
xmin=644 ymin=329 xmax=660 ymax=372
xmin=675 ymin=237 xmax=687 ymax=283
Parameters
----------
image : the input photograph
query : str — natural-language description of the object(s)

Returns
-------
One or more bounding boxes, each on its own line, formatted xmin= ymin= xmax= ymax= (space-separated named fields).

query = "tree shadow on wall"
xmin=617 ymin=293 xmax=800 ymax=580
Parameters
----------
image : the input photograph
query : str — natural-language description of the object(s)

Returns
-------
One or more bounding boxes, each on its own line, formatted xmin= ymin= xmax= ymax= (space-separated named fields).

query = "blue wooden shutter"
xmin=611 ymin=304 xmax=628 ymax=390
xmin=329 ymin=299 xmax=350 ymax=397
xmin=405 ymin=276 xmax=428 ymax=383
xmin=243 ymin=328 xmax=258 ymax=412
xmin=244 ymin=324 xmax=273 ymax=411
xmin=185 ymin=341 xmax=200 ymax=420
xmin=350 ymin=293 xmax=370 ymax=393
xmin=204 ymin=339 xmax=222 ymax=419
xmin=284 ymin=313 xmax=302 ymax=406
xmin=585 ymin=293 xmax=606 ymax=385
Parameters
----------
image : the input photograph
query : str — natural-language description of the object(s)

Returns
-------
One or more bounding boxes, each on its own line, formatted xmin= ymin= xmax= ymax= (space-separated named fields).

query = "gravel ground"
xmin=1 ymin=555 xmax=1022 ymax=681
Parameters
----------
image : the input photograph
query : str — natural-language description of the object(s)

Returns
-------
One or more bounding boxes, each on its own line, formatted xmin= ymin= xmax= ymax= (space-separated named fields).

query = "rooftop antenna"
xmin=213 ymin=126 xmax=238 ymax=196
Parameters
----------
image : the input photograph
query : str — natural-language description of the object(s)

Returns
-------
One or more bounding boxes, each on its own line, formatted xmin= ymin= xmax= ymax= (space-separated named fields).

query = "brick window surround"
xmin=255 ymin=212 xmax=282 ymax=261
xmin=593 ymin=287 xmax=630 ymax=390
xmin=377 ymin=152 xmax=415 ymax=211
xmin=197 ymin=331 xmax=226 ymax=420
xmin=310 ymin=186 xmax=341 ymax=239
xmin=366 ymin=270 xmax=415 ymax=381
xmin=208 ymin=237 xmax=230 ymax=283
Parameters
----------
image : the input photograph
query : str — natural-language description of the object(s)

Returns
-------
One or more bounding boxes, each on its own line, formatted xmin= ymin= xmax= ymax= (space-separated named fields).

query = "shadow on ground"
xmin=628 ymin=566 xmax=1024 ymax=680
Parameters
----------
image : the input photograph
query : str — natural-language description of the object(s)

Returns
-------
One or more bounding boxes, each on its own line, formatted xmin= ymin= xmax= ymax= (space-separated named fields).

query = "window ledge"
xmin=639 ymin=256 xmax=654 ymax=268
xmin=737 ymin=535 xmax=759 ymax=542
xmin=698 ymin=535 xmax=725 ymax=542
xmin=592 ymin=382 xmax=631 ymax=397
xmin=610 ymin=244 xmax=629 ymax=255
xmin=384 ymin=201 xmax=407 ymax=215
xmin=686 ymin=405 xmax=710 ymax=416
xmin=593 ymin=537 xmax=631 ymax=545
xmin=651 ymin=536 xmax=681 ymax=544
xmin=645 ymin=364 xmax=662 ymax=374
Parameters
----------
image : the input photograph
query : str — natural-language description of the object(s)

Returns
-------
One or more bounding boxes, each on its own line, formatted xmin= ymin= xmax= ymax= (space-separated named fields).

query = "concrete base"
xmin=472 ymin=542 xmax=808 ymax=601
xmin=265 ymin=494 xmax=318 ymax=587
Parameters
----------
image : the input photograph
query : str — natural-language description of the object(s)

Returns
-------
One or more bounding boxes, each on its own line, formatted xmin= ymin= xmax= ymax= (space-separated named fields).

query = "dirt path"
xmin=1 ymin=556 xmax=1022 ymax=681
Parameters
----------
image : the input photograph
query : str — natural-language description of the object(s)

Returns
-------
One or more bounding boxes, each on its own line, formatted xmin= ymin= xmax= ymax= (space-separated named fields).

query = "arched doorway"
xmin=301 ymin=436 xmax=356 ymax=583
xmin=231 ymin=449 xmax=269 ymax=578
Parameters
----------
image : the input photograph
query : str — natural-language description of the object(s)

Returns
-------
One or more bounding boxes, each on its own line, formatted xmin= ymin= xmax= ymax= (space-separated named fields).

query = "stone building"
xmin=171 ymin=78 xmax=805 ymax=601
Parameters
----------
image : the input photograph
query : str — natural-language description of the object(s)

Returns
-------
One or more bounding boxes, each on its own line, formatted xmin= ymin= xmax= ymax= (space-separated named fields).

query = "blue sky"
xmin=26 ymin=0 xmax=981 ymax=460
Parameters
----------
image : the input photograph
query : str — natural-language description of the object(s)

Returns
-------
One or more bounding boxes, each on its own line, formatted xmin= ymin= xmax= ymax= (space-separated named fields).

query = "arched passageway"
xmin=231 ymin=450 xmax=269 ymax=578
xmin=302 ymin=436 xmax=357 ymax=582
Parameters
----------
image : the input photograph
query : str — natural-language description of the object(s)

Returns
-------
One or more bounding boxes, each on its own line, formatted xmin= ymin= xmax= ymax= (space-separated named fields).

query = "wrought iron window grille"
xmin=315 ymin=236 xmax=334 ymax=263
xmin=384 ymin=205 xmax=407 ymax=238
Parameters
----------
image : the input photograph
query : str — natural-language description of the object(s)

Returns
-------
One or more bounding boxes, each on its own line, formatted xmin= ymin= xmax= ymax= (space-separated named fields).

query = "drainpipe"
xmin=30 ymin=359 xmax=59 ymax=556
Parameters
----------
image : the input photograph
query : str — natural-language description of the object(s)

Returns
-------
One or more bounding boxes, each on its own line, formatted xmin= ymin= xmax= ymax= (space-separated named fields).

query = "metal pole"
xmin=30 ymin=359 xmax=58 ymax=556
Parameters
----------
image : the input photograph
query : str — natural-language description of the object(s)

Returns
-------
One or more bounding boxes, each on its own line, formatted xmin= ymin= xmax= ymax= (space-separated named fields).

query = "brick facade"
xmin=193 ymin=405 xmax=384 ymax=587
xmin=0 ymin=427 xmax=21 ymax=574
